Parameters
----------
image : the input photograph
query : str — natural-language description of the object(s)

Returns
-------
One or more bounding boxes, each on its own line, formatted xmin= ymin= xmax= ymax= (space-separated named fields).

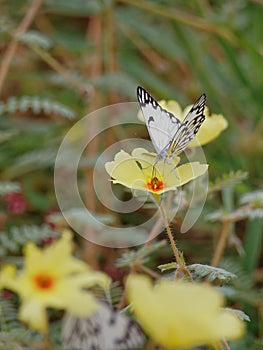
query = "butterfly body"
xmin=137 ymin=86 xmax=206 ymax=160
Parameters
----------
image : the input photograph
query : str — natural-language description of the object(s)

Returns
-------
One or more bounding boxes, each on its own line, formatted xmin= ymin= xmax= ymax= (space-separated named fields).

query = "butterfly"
xmin=61 ymin=303 xmax=146 ymax=350
xmin=137 ymin=86 xmax=206 ymax=160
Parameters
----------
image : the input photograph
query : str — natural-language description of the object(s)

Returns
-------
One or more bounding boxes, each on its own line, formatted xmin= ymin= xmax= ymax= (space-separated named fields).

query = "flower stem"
xmin=159 ymin=201 xmax=192 ymax=279
xmin=43 ymin=333 xmax=54 ymax=350
xmin=222 ymin=339 xmax=231 ymax=350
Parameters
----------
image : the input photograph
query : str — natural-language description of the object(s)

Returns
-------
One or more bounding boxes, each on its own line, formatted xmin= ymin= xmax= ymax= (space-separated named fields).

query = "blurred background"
xmin=0 ymin=0 xmax=262 ymax=349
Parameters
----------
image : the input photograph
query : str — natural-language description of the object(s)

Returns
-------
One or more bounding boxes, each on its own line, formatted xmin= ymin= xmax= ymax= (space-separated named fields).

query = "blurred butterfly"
xmin=137 ymin=86 xmax=206 ymax=160
xmin=62 ymin=303 xmax=146 ymax=350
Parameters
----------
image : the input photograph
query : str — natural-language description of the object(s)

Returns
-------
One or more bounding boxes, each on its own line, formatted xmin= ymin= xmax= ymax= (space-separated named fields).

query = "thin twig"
xmin=0 ymin=0 xmax=43 ymax=95
xmin=211 ymin=220 xmax=231 ymax=267
xmin=139 ymin=264 xmax=161 ymax=279
xmin=83 ymin=16 xmax=104 ymax=269
xmin=28 ymin=44 xmax=91 ymax=96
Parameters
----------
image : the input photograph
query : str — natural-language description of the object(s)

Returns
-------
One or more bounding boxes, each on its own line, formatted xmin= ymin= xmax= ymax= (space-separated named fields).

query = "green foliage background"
xmin=0 ymin=0 xmax=262 ymax=349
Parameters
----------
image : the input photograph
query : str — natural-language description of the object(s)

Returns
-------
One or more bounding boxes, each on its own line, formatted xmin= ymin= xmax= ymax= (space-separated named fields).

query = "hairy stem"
xmin=159 ymin=201 xmax=192 ymax=279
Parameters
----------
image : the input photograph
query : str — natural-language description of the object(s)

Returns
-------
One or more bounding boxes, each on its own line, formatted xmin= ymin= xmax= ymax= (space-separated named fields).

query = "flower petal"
xmin=105 ymin=148 xmax=208 ymax=194
xmin=1 ymin=233 xmax=111 ymax=332
xmin=174 ymin=162 xmax=208 ymax=186
xmin=105 ymin=149 xmax=147 ymax=190
xmin=189 ymin=110 xmax=228 ymax=147
xmin=19 ymin=299 xmax=48 ymax=332
xmin=0 ymin=265 xmax=19 ymax=292
xmin=127 ymin=275 xmax=245 ymax=349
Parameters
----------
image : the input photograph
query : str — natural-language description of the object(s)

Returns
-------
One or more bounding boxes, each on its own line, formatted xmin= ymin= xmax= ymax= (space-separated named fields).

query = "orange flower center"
xmin=147 ymin=176 xmax=164 ymax=192
xmin=34 ymin=273 xmax=54 ymax=290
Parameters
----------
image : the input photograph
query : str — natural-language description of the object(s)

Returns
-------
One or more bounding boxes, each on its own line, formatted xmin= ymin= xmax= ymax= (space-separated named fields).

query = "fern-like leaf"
xmin=158 ymin=263 xmax=236 ymax=285
xmin=240 ymin=190 xmax=263 ymax=206
xmin=0 ymin=224 xmax=59 ymax=263
xmin=224 ymin=308 xmax=250 ymax=322
xmin=16 ymin=30 xmax=52 ymax=50
xmin=0 ymin=297 xmax=18 ymax=329
xmin=0 ymin=182 xmax=20 ymax=196
xmin=209 ymin=170 xmax=248 ymax=192
xmin=0 ymin=96 xmax=76 ymax=119
xmin=5 ymin=148 xmax=58 ymax=177
xmin=188 ymin=264 xmax=237 ymax=284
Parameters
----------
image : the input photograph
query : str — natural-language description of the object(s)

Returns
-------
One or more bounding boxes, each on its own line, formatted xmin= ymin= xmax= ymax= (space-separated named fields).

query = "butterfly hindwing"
xmin=168 ymin=93 xmax=206 ymax=156
xmin=137 ymin=86 xmax=181 ymax=155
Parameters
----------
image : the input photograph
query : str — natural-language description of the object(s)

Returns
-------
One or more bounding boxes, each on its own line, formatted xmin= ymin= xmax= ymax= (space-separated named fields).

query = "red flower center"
xmin=147 ymin=176 xmax=164 ymax=192
xmin=34 ymin=273 xmax=54 ymax=290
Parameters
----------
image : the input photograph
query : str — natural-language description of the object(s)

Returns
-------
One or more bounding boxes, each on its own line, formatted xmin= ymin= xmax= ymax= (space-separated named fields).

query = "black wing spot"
xmin=148 ymin=116 xmax=154 ymax=125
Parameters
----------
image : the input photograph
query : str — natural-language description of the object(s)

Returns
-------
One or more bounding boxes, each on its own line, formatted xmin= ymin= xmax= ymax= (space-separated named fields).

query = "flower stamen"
xmin=147 ymin=176 xmax=164 ymax=192
xmin=34 ymin=273 xmax=54 ymax=290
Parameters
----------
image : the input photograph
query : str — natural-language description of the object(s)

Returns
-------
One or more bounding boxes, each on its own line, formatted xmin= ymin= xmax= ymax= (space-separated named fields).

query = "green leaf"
xmin=158 ymin=262 xmax=177 ymax=272
xmin=224 ymin=308 xmax=251 ymax=322
xmin=188 ymin=264 xmax=237 ymax=284
xmin=158 ymin=263 xmax=236 ymax=284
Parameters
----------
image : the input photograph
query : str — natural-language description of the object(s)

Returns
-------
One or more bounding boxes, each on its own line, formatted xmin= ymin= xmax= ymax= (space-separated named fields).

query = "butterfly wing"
xmin=62 ymin=316 xmax=100 ymax=350
xmin=168 ymin=93 xmax=206 ymax=156
xmin=137 ymin=86 xmax=180 ymax=157
xmin=62 ymin=303 xmax=146 ymax=350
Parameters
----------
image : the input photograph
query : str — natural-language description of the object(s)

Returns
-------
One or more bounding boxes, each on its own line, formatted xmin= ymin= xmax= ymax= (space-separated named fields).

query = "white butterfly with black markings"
xmin=137 ymin=86 xmax=206 ymax=160
xmin=62 ymin=303 xmax=146 ymax=350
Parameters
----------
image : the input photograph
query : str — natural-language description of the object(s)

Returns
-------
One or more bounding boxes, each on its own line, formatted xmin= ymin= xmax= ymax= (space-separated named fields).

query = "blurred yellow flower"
xmin=138 ymin=99 xmax=228 ymax=147
xmin=105 ymin=148 xmax=208 ymax=195
xmin=127 ymin=275 xmax=245 ymax=349
xmin=0 ymin=232 xmax=110 ymax=332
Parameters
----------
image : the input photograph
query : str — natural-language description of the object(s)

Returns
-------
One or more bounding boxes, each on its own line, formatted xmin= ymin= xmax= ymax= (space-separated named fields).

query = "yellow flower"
xmin=0 ymin=232 xmax=110 ymax=332
xmin=138 ymin=99 xmax=228 ymax=147
xmin=105 ymin=148 xmax=208 ymax=195
xmin=127 ymin=275 xmax=245 ymax=349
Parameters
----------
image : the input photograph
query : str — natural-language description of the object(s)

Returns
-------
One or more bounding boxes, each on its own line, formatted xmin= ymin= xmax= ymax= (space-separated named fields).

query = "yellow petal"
xmin=5 ymin=233 xmax=110 ymax=323
xmin=65 ymin=290 xmax=99 ymax=317
xmin=105 ymin=149 xmax=146 ymax=190
xmin=189 ymin=112 xmax=228 ymax=147
xmin=174 ymin=162 xmax=208 ymax=186
xmin=105 ymin=148 xmax=208 ymax=194
xmin=19 ymin=299 xmax=48 ymax=332
xmin=159 ymin=100 xmax=183 ymax=120
xmin=0 ymin=265 xmax=18 ymax=292
xmin=127 ymin=275 xmax=245 ymax=349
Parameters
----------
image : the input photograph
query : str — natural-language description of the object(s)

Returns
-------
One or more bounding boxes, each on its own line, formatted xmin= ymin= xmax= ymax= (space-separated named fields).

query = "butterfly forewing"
xmin=137 ymin=86 xmax=180 ymax=156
